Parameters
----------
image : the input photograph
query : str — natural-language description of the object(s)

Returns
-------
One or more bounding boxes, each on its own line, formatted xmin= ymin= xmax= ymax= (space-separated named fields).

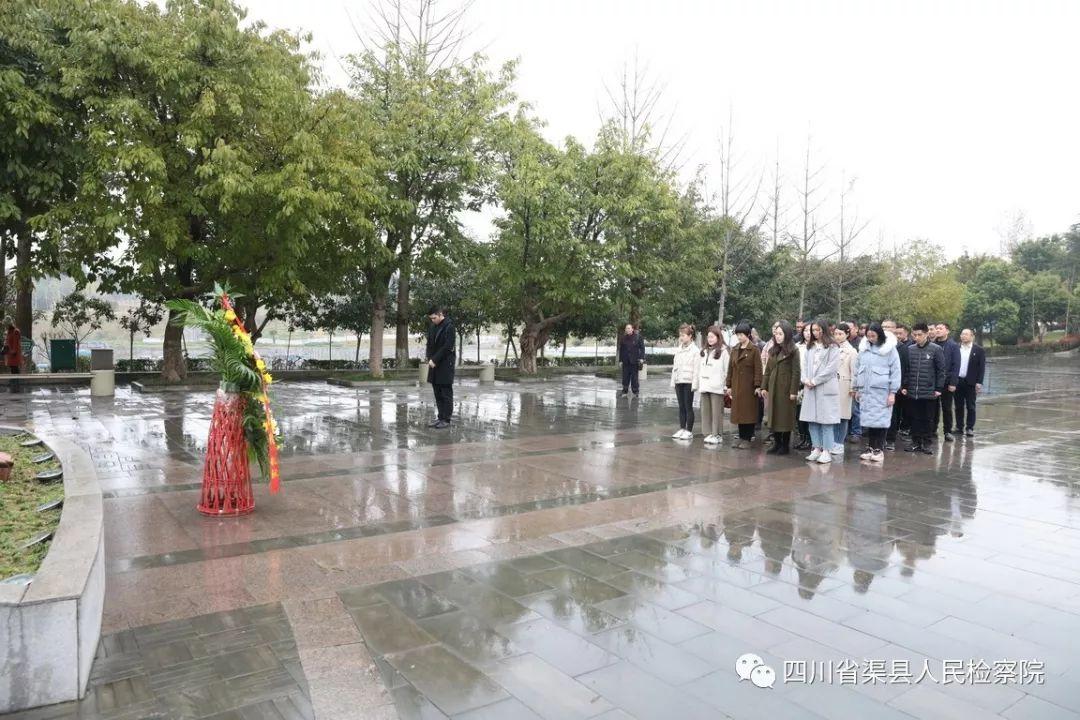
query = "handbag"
xmin=724 ymin=393 xmax=732 ymax=409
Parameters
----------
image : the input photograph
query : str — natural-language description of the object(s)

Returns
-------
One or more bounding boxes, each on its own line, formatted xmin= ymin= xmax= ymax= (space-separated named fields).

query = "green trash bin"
xmin=50 ymin=339 xmax=77 ymax=372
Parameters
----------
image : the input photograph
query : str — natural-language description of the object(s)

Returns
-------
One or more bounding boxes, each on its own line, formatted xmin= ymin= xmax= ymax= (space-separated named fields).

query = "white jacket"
xmin=670 ymin=341 xmax=700 ymax=388
xmin=836 ymin=341 xmax=858 ymax=419
xmin=697 ymin=346 xmax=729 ymax=394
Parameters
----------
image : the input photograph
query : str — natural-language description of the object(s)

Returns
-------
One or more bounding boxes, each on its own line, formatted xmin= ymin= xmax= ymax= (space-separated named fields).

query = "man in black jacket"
xmin=883 ymin=320 xmax=907 ymax=450
xmin=934 ymin=322 xmax=961 ymax=442
xmin=617 ymin=323 xmax=646 ymax=396
xmin=425 ymin=306 xmax=456 ymax=429
xmin=953 ymin=328 xmax=986 ymax=437
xmin=901 ymin=323 xmax=945 ymax=454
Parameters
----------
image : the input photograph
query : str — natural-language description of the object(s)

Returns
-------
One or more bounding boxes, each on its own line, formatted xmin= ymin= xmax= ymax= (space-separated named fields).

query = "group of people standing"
xmin=625 ymin=316 xmax=987 ymax=463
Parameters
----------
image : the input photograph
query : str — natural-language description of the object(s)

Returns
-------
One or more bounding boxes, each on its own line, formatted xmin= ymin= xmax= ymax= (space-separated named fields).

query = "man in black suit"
xmin=934 ymin=322 xmax=961 ymax=442
xmin=425 ymin=306 xmax=456 ymax=429
xmin=953 ymin=328 xmax=986 ymax=437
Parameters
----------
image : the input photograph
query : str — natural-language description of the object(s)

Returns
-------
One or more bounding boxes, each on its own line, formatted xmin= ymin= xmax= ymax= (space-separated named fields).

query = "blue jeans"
xmin=849 ymin=399 xmax=862 ymax=437
xmin=809 ymin=422 xmax=837 ymax=450
xmin=833 ymin=419 xmax=849 ymax=446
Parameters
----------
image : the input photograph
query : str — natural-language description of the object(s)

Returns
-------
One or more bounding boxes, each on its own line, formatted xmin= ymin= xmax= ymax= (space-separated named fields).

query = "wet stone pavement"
xmin=2 ymin=356 xmax=1079 ymax=720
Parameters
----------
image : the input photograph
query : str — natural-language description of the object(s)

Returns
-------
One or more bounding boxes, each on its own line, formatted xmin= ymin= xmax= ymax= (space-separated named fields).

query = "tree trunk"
xmin=0 ymin=234 xmax=7 ymax=312
xmin=355 ymin=332 xmax=362 ymax=363
xmin=797 ymin=278 xmax=807 ymax=322
xmin=328 ymin=331 xmax=333 ymax=362
xmin=129 ymin=331 xmax=135 ymax=361
xmin=367 ymin=280 xmax=389 ymax=379
xmin=15 ymin=228 xmax=32 ymax=339
xmin=519 ymin=320 xmax=556 ymax=375
xmin=161 ymin=309 xmax=187 ymax=383
xmin=476 ymin=328 xmax=481 ymax=363
xmin=457 ymin=330 xmax=463 ymax=366
xmin=394 ymin=262 xmax=410 ymax=367
xmin=286 ymin=329 xmax=292 ymax=365
xmin=717 ymin=272 xmax=728 ymax=328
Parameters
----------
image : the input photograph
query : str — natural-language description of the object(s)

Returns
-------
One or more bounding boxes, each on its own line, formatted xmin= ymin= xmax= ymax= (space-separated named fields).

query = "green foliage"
xmin=961 ymin=259 xmax=1024 ymax=343
xmin=50 ymin=291 xmax=115 ymax=352
xmin=164 ymin=298 xmax=261 ymax=392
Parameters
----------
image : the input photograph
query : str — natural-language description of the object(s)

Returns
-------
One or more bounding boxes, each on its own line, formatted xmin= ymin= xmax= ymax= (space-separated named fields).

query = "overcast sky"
xmin=241 ymin=0 xmax=1079 ymax=258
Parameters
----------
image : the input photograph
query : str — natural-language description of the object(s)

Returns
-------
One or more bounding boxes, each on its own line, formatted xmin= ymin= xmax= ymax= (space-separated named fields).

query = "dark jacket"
xmin=426 ymin=318 xmax=456 ymax=385
xmin=726 ymin=343 xmax=763 ymax=425
xmin=939 ymin=337 xmax=961 ymax=386
xmin=762 ymin=348 xmax=801 ymax=432
xmin=895 ymin=340 xmax=910 ymax=388
xmin=903 ymin=341 xmax=945 ymax=400
xmin=958 ymin=343 xmax=986 ymax=385
xmin=617 ymin=332 xmax=646 ymax=365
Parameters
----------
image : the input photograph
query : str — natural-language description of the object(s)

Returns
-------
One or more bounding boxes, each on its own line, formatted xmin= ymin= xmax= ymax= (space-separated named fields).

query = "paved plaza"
xmin=3 ymin=355 xmax=1080 ymax=720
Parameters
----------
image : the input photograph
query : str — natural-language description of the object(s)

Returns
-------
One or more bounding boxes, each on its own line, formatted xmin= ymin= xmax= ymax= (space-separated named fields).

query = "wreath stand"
xmin=197 ymin=386 xmax=255 ymax=516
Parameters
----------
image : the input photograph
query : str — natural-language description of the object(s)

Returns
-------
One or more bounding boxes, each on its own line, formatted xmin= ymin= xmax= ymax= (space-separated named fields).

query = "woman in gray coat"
xmin=799 ymin=320 xmax=841 ymax=464
xmin=853 ymin=322 xmax=901 ymax=463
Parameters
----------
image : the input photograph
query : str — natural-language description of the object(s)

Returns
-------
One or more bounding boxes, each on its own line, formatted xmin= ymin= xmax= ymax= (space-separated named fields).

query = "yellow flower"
xmin=262 ymin=372 xmax=273 ymax=385
xmin=256 ymin=358 xmax=266 ymax=372
xmin=224 ymin=309 xmax=237 ymax=323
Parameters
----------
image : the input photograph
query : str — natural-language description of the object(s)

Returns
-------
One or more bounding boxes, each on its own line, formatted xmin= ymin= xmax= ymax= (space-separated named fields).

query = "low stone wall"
xmin=0 ymin=433 xmax=104 ymax=713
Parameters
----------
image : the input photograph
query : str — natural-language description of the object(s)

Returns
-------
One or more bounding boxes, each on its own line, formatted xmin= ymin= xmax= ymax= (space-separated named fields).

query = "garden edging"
xmin=0 ymin=431 xmax=104 ymax=713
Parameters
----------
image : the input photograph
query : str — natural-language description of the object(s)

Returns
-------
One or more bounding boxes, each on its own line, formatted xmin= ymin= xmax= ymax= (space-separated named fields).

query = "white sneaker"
xmin=870 ymin=450 xmax=884 ymax=463
xmin=816 ymin=452 xmax=832 ymax=464
xmin=859 ymin=449 xmax=874 ymax=461
xmin=805 ymin=449 xmax=821 ymax=462
xmin=830 ymin=445 xmax=845 ymax=456
xmin=672 ymin=429 xmax=684 ymax=438
xmin=703 ymin=434 xmax=718 ymax=445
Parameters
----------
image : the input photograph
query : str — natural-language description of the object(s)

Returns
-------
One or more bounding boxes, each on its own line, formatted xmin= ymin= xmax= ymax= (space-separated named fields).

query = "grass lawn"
xmin=0 ymin=436 xmax=64 ymax=579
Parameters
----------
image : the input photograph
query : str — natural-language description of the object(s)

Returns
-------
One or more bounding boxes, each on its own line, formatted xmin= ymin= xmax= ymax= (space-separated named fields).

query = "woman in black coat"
xmin=426 ymin=307 xmax=456 ymax=428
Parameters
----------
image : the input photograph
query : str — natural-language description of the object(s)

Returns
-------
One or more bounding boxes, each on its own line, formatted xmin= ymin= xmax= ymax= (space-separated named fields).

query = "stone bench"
xmin=0 ymin=432 xmax=104 ymax=713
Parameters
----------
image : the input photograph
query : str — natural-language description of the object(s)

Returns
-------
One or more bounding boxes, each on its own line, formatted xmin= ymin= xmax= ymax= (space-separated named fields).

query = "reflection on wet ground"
xmin=2 ymin=354 xmax=1079 ymax=719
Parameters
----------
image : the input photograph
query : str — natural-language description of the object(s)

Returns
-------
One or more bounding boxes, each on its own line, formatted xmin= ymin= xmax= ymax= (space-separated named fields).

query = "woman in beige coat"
xmin=832 ymin=323 xmax=858 ymax=455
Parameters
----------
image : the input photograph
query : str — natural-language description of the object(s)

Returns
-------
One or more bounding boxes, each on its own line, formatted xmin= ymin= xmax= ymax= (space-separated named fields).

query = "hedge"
xmin=985 ymin=336 xmax=1079 ymax=357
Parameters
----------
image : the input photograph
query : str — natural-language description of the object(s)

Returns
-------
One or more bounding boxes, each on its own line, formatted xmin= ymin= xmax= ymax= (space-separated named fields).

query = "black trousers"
xmin=432 ymin=383 xmax=453 ymax=421
xmin=675 ymin=383 xmax=695 ymax=431
xmin=934 ymin=388 xmax=955 ymax=436
xmin=620 ymin=363 xmax=640 ymax=393
xmin=954 ymin=381 xmax=978 ymax=431
xmin=887 ymin=393 xmax=905 ymax=442
xmin=867 ymin=427 xmax=887 ymax=451
xmin=907 ymin=398 xmax=936 ymax=444
xmin=738 ymin=423 xmax=755 ymax=441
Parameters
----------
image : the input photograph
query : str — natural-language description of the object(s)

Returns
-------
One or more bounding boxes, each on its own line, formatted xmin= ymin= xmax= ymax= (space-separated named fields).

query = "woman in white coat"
xmin=670 ymin=323 xmax=700 ymax=440
xmin=697 ymin=325 xmax=729 ymax=445
xmin=831 ymin=322 xmax=858 ymax=455
xmin=800 ymin=320 xmax=841 ymax=464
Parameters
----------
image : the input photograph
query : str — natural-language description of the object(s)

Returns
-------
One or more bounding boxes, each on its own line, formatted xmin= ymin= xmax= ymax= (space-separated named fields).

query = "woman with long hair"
xmin=794 ymin=322 xmax=814 ymax=450
xmin=725 ymin=321 xmax=763 ymax=449
xmin=831 ymin=322 xmax=858 ymax=456
xmin=698 ymin=325 xmax=729 ymax=445
xmin=800 ymin=319 xmax=841 ymax=463
xmin=669 ymin=323 xmax=700 ymax=440
xmin=761 ymin=320 xmax=801 ymax=455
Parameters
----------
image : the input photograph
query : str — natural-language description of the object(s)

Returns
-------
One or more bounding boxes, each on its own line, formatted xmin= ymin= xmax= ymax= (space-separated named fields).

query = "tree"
xmin=118 ymin=299 xmax=164 ymax=361
xmin=792 ymin=133 xmax=828 ymax=320
xmin=411 ymin=237 xmax=494 ymax=364
xmin=961 ymin=259 xmax=1024 ymax=344
xmin=831 ymin=174 xmax=870 ymax=319
xmin=488 ymin=114 xmax=608 ymax=374
xmin=1019 ymin=271 xmax=1069 ymax=341
xmin=348 ymin=0 xmax=515 ymax=367
xmin=50 ymin=291 xmax=114 ymax=354
xmin=43 ymin=0 xmax=340 ymax=382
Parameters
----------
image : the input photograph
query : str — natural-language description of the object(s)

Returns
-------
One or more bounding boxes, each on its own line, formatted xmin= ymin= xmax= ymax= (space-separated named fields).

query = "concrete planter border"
xmin=0 ymin=430 xmax=104 ymax=713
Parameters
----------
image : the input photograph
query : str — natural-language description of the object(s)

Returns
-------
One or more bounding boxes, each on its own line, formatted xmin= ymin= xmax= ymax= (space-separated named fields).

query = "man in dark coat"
xmin=901 ymin=322 xmax=945 ymax=454
xmin=425 ymin=306 xmax=456 ymax=428
xmin=883 ymin=320 xmax=907 ymax=450
xmin=953 ymin=328 xmax=986 ymax=437
xmin=617 ymin=323 xmax=645 ymax=396
xmin=934 ymin=322 xmax=961 ymax=442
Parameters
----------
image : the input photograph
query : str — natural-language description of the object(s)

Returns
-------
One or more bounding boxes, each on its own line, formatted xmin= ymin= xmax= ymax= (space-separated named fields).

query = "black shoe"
xmin=766 ymin=443 xmax=780 ymax=455
xmin=905 ymin=444 xmax=921 ymax=453
xmin=427 ymin=419 xmax=441 ymax=428
xmin=620 ymin=390 xmax=628 ymax=397
xmin=920 ymin=444 xmax=934 ymax=455
xmin=943 ymin=432 xmax=954 ymax=442
xmin=433 ymin=419 xmax=451 ymax=429
xmin=965 ymin=429 xmax=974 ymax=437
xmin=899 ymin=429 xmax=911 ymax=437
xmin=885 ymin=443 xmax=895 ymax=452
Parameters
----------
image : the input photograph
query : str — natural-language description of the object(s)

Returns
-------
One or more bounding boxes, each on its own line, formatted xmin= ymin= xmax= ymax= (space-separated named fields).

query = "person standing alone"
xmin=4 ymin=318 xmax=21 ymax=375
xmin=953 ymin=328 xmax=985 ymax=437
xmin=902 ymin=323 xmax=945 ymax=454
xmin=618 ymin=323 xmax=646 ymax=397
xmin=425 ymin=306 xmax=456 ymax=429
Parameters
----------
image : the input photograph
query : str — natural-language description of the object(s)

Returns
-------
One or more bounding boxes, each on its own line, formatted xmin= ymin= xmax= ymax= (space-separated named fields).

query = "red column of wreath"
xmin=197 ymin=388 xmax=255 ymax=516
